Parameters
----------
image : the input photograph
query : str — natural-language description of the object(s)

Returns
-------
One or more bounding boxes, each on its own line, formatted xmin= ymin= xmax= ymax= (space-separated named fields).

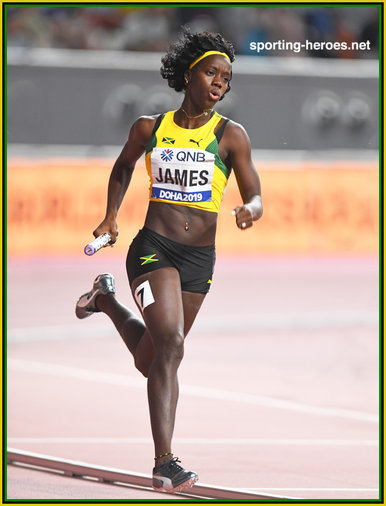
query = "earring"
xmin=184 ymin=76 xmax=189 ymax=86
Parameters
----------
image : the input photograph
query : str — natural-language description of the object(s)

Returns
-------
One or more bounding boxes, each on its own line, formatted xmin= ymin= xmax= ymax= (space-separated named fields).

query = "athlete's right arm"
xmin=93 ymin=116 xmax=156 ymax=243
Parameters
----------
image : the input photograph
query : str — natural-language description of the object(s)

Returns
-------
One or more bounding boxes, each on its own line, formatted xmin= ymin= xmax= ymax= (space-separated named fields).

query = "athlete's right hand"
xmin=93 ymin=217 xmax=118 ymax=246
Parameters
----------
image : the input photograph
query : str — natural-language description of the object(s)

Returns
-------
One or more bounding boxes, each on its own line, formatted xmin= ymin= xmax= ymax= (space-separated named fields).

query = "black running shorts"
xmin=126 ymin=227 xmax=215 ymax=294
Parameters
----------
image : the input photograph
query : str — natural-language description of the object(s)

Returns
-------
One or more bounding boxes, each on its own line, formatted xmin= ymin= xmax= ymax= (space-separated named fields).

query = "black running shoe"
xmin=152 ymin=457 xmax=198 ymax=493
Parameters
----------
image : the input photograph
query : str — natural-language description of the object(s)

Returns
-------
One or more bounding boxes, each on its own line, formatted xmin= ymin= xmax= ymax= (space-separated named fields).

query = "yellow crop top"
xmin=145 ymin=110 xmax=231 ymax=213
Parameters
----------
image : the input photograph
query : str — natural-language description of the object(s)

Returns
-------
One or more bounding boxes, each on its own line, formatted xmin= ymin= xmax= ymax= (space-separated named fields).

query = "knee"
xmin=134 ymin=330 xmax=184 ymax=377
xmin=155 ymin=330 xmax=185 ymax=365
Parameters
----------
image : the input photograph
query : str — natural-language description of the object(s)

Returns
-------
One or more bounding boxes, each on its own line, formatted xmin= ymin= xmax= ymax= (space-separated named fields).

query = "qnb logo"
xmin=176 ymin=151 xmax=206 ymax=162
xmin=160 ymin=149 xmax=174 ymax=162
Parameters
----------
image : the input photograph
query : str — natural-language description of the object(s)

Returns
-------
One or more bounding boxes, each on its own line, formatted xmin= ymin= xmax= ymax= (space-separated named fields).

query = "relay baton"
xmin=84 ymin=233 xmax=111 ymax=256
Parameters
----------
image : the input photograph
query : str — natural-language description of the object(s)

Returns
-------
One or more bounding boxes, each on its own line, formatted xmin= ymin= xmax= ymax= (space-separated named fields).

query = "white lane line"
xmin=244 ymin=488 xmax=379 ymax=492
xmin=8 ymin=359 xmax=378 ymax=423
xmin=7 ymin=437 xmax=378 ymax=446
xmin=7 ymin=307 xmax=379 ymax=343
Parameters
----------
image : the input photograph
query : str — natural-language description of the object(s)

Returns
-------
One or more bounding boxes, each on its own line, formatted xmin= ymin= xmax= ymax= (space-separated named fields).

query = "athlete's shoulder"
xmin=222 ymin=118 xmax=251 ymax=146
xmin=128 ymin=114 xmax=165 ymax=145
xmin=224 ymin=118 xmax=247 ymax=134
xmin=131 ymin=114 xmax=159 ymax=134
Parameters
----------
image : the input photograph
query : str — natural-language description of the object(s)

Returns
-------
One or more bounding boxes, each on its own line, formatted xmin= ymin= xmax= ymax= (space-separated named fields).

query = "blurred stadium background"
xmin=6 ymin=6 xmax=380 ymax=499
xmin=7 ymin=5 xmax=379 ymax=257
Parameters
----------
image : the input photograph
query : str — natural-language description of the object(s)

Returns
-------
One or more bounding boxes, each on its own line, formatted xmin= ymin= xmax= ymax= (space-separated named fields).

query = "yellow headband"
xmin=189 ymin=51 xmax=231 ymax=69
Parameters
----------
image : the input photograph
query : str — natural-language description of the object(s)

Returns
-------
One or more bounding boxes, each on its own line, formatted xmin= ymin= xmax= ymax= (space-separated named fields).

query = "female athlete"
xmin=76 ymin=28 xmax=263 ymax=494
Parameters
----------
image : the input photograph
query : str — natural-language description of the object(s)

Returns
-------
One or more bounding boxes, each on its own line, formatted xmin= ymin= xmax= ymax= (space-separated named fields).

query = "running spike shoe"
xmin=75 ymin=273 xmax=115 ymax=319
xmin=152 ymin=457 xmax=198 ymax=493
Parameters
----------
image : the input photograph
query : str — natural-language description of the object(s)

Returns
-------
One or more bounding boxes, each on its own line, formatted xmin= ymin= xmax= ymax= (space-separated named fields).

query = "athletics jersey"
xmin=145 ymin=110 xmax=231 ymax=213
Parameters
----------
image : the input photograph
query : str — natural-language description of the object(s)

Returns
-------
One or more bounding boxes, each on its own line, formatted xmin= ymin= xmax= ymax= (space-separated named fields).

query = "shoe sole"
xmin=153 ymin=475 xmax=198 ymax=494
xmin=75 ymin=303 xmax=95 ymax=319
xmin=75 ymin=274 xmax=115 ymax=319
xmin=75 ymin=291 xmax=99 ymax=319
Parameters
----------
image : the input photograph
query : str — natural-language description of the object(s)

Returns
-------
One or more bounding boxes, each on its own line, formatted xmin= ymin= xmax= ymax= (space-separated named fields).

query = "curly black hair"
xmin=160 ymin=27 xmax=235 ymax=97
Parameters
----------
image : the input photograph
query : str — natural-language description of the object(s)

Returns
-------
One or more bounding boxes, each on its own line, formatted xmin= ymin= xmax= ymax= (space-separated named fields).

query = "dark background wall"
xmin=7 ymin=49 xmax=378 ymax=150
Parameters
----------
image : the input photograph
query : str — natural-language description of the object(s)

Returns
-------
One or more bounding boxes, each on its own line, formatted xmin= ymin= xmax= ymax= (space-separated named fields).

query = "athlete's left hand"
xmin=232 ymin=204 xmax=254 ymax=230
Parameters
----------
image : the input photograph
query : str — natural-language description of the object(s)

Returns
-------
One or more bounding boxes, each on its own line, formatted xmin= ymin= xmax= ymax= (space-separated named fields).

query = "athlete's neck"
xmin=174 ymin=106 xmax=214 ymax=129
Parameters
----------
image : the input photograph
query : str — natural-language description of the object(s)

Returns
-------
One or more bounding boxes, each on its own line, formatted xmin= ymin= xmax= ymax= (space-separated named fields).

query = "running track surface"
xmin=7 ymin=255 xmax=380 ymax=500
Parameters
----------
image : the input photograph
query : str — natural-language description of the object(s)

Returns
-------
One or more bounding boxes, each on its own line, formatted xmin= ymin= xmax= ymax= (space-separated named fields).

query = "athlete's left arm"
xmin=226 ymin=122 xmax=263 ymax=229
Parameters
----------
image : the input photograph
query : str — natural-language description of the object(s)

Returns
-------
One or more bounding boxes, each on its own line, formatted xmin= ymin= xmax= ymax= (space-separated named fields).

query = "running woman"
xmin=76 ymin=28 xmax=263 ymax=494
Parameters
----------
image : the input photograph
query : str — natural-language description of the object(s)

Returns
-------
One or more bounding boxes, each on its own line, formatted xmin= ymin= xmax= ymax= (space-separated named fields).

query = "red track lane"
xmin=7 ymin=256 xmax=380 ymax=500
